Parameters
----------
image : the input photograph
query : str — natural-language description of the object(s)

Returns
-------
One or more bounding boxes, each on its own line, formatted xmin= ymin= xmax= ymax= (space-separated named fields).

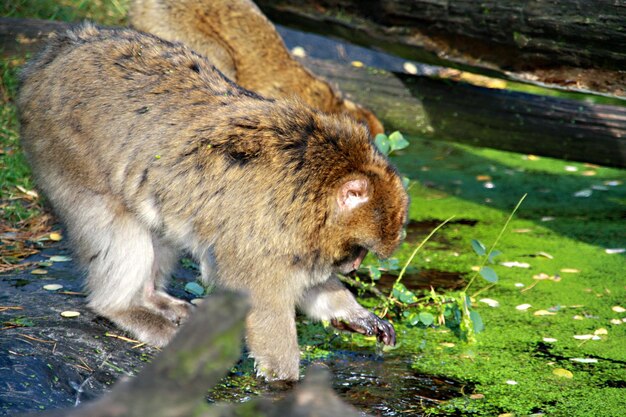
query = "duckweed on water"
xmin=369 ymin=137 xmax=626 ymax=416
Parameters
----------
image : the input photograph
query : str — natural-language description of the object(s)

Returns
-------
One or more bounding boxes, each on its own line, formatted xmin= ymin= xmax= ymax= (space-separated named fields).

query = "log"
xmin=0 ymin=17 xmax=70 ymax=57
xmin=2 ymin=17 xmax=625 ymax=167
xmin=255 ymin=0 xmax=626 ymax=97
xmin=303 ymin=58 xmax=626 ymax=167
xmin=17 ymin=291 xmax=366 ymax=417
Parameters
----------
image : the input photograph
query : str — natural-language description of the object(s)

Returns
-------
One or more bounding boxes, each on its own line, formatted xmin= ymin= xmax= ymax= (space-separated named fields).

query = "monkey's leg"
xmin=198 ymin=247 xmax=218 ymax=286
xmin=245 ymin=291 xmax=300 ymax=381
xmin=61 ymin=193 xmax=189 ymax=346
xmin=146 ymin=237 xmax=193 ymax=326
xmin=298 ymin=275 xmax=396 ymax=345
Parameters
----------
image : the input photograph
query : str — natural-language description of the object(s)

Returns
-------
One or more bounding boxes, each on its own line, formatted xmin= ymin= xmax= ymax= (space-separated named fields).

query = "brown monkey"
xmin=129 ymin=0 xmax=384 ymax=136
xmin=18 ymin=24 xmax=408 ymax=380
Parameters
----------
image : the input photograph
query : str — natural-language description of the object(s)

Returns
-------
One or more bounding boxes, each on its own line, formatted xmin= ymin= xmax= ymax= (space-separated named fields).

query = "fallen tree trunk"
xmin=305 ymin=58 xmax=626 ymax=167
xmin=255 ymin=0 xmax=626 ymax=97
xmin=3 ymin=17 xmax=625 ymax=167
xmin=18 ymin=291 xmax=365 ymax=417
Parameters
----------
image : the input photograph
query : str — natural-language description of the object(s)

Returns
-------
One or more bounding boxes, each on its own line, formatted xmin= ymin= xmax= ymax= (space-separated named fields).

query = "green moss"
xmin=380 ymin=136 xmax=626 ymax=415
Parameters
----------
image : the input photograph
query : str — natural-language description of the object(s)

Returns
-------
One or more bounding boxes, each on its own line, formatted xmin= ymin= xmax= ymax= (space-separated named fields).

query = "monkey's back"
xmin=18 ymin=24 xmax=398 ymax=274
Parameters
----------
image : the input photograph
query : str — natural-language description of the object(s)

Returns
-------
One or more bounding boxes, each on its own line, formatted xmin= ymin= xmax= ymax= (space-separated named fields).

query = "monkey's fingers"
xmin=330 ymin=314 xmax=396 ymax=346
xmin=374 ymin=318 xmax=396 ymax=346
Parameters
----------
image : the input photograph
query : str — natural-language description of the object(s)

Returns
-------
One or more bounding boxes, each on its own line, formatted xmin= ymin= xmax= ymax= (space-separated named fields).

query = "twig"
xmin=337 ymin=273 xmax=392 ymax=304
xmin=105 ymin=332 xmax=141 ymax=344
xmin=471 ymin=283 xmax=496 ymax=298
xmin=520 ymin=280 xmax=540 ymax=293
xmin=58 ymin=291 xmax=86 ymax=296
xmin=0 ymin=306 xmax=23 ymax=312
xmin=16 ymin=333 xmax=55 ymax=344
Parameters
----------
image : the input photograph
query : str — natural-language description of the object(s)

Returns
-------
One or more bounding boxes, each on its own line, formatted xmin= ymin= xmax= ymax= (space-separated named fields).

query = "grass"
xmin=1 ymin=0 xmax=128 ymax=25
xmin=2 ymin=1 xmax=626 ymax=416
xmin=0 ymin=57 xmax=41 ymax=224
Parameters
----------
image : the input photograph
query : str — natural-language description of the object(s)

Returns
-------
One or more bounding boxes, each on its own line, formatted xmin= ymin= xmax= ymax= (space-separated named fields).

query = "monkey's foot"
xmin=145 ymin=292 xmax=193 ymax=326
xmin=331 ymin=313 xmax=396 ymax=346
xmin=105 ymin=296 xmax=193 ymax=347
xmin=107 ymin=306 xmax=179 ymax=347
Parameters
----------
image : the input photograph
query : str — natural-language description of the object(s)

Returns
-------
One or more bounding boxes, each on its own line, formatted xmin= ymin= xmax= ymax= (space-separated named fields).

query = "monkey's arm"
xmin=298 ymin=275 xmax=395 ymax=345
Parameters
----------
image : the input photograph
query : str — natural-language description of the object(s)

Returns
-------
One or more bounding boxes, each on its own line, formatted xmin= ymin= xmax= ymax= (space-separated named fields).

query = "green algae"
xmin=367 ymin=137 xmax=626 ymax=415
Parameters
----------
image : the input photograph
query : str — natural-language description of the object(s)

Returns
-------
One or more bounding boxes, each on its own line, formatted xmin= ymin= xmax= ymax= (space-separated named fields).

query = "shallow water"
xmin=0 ymin=243 xmax=464 ymax=416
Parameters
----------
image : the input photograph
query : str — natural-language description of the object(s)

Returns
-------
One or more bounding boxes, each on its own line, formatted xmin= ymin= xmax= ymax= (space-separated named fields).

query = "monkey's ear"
xmin=337 ymin=178 xmax=369 ymax=212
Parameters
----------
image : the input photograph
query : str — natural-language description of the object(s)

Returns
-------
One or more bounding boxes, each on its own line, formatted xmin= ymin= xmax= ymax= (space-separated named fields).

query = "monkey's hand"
xmin=331 ymin=313 xmax=396 ymax=346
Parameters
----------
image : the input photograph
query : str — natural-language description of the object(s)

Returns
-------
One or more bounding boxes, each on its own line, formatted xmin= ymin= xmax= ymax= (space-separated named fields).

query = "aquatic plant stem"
xmin=386 ymin=216 xmax=455 ymax=306
xmin=464 ymin=193 xmax=527 ymax=293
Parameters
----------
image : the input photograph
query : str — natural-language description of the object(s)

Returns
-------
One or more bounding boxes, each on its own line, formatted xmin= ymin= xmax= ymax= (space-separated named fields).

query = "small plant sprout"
xmin=364 ymin=194 xmax=526 ymax=344
xmin=374 ymin=131 xmax=411 ymax=188
xmin=374 ymin=131 xmax=410 ymax=156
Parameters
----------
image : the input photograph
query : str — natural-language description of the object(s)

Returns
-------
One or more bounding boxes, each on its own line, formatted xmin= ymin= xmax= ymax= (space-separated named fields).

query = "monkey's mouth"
xmin=335 ymin=246 xmax=368 ymax=274
xmin=352 ymin=247 xmax=368 ymax=270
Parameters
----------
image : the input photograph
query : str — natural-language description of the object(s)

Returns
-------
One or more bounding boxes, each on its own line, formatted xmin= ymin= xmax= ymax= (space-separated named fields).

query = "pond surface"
xmin=1 ymin=242 xmax=464 ymax=417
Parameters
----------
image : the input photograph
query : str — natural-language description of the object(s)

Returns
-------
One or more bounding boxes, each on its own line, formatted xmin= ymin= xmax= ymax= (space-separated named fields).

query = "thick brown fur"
xmin=18 ymin=24 xmax=407 ymax=380
xmin=129 ymin=0 xmax=384 ymax=136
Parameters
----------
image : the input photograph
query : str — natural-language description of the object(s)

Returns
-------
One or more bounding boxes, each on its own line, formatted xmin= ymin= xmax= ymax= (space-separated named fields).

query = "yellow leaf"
xmin=49 ymin=232 xmax=63 ymax=241
xmin=60 ymin=311 xmax=80 ymax=318
xmin=553 ymin=368 xmax=573 ymax=379
xmin=31 ymin=269 xmax=48 ymax=275
xmin=612 ymin=306 xmax=626 ymax=313
xmin=594 ymin=328 xmax=608 ymax=335
xmin=560 ymin=268 xmax=580 ymax=273
xmin=533 ymin=273 xmax=551 ymax=280
xmin=351 ymin=60 xmax=364 ymax=68
xmin=534 ymin=310 xmax=556 ymax=316
xmin=403 ymin=62 xmax=418 ymax=75
xmin=43 ymin=284 xmax=63 ymax=291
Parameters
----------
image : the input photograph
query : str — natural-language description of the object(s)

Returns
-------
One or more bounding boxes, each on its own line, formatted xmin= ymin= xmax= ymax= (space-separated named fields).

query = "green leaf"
xmin=184 ymin=281 xmax=205 ymax=297
xmin=181 ymin=258 xmax=199 ymax=270
xmin=388 ymin=131 xmax=409 ymax=152
xmin=406 ymin=311 xmax=420 ymax=326
xmin=367 ymin=265 xmax=381 ymax=280
xmin=392 ymin=282 xmax=418 ymax=304
xmin=418 ymin=312 xmax=435 ymax=326
xmin=379 ymin=258 xmax=400 ymax=271
xmin=7 ymin=317 xmax=35 ymax=327
xmin=470 ymin=310 xmax=484 ymax=333
xmin=471 ymin=239 xmax=487 ymax=256
xmin=488 ymin=250 xmax=502 ymax=264
xmin=374 ymin=133 xmax=390 ymax=155
xmin=479 ymin=266 xmax=499 ymax=283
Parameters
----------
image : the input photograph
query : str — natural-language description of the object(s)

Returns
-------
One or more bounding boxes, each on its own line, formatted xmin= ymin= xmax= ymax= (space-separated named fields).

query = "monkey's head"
xmin=328 ymin=172 xmax=408 ymax=274
xmin=311 ymin=117 xmax=409 ymax=274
